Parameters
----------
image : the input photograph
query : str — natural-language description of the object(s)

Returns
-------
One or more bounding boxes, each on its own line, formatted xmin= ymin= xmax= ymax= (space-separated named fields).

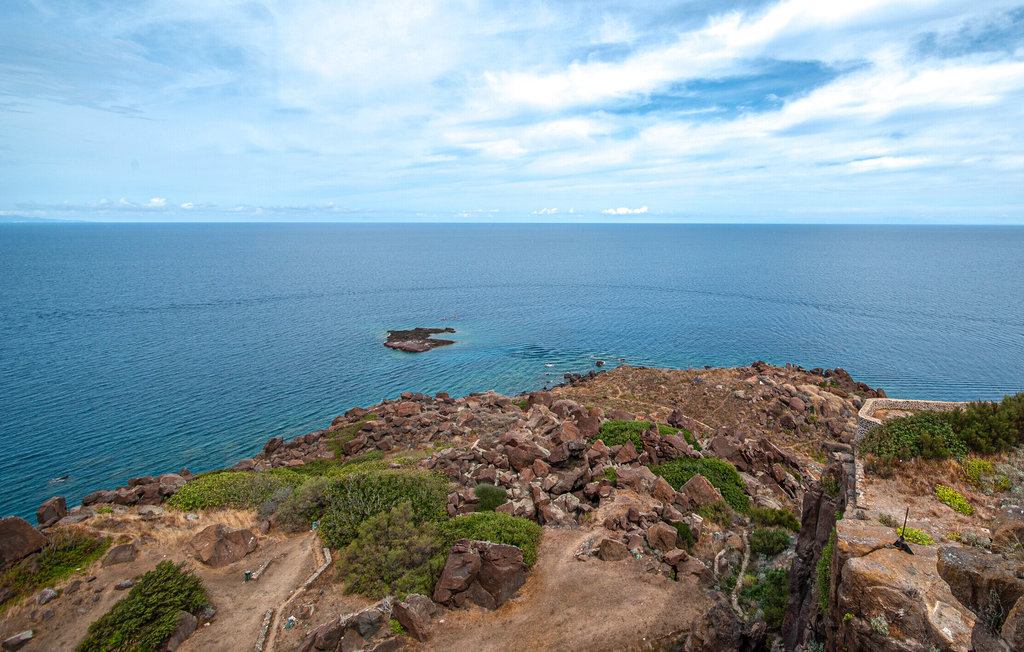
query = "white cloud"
xmin=602 ymin=206 xmax=648 ymax=215
xmin=180 ymin=201 xmax=194 ymax=209
xmin=532 ymin=207 xmax=559 ymax=214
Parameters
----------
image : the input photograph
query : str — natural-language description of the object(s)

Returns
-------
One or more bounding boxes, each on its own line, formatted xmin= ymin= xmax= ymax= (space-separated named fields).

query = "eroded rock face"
xmin=598 ymin=538 xmax=630 ymax=561
xmin=102 ymin=542 xmax=138 ymax=567
xmin=296 ymin=600 xmax=391 ymax=652
xmin=392 ymin=593 xmax=436 ymax=642
xmin=187 ymin=524 xmax=257 ymax=568
xmin=685 ymin=598 xmax=766 ymax=652
xmin=433 ymin=539 xmax=528 ymax=610
xmin=936 ymin=545 xmax=1024 ymax=650
xmin=991 ymin=507 xmax=1024 ymax=555
xmin=0 ymin=517 xmax=47 ymax=569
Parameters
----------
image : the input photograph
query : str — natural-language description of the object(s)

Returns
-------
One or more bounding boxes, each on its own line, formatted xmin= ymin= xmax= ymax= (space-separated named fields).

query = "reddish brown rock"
xmin=102 ymin=542 xmax=138 ymax=567
xmin=187 ymin=524 xmax=257 ymax=568
xmin=679 ymin=474 xmax=723 ymax=508
xmin=0 ymin=517 xmax=47 ymax=569
xmin=614 ymin=442 xmax=639 ymax=464
xmin=652 ymin=476 xmax=676 ymax=504
xmin=598 ymin=538 xmax=630 ymax=561
xmin=647 ymin=522 xmax=678 ymax=552
xmin=433 ymin=539 xmax=527 ymax=610
xmin=36 ymin=497 xmax=67 ymax=527
xmin=396 ymin=401 xmax=420 ymax=418
xmin=392 ymin=593 xmax=435 ymax=642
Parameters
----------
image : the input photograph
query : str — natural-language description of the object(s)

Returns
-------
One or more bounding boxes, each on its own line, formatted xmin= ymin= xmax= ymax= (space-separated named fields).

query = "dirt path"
xmin=420 ymin=528 xmax=710 ymax=652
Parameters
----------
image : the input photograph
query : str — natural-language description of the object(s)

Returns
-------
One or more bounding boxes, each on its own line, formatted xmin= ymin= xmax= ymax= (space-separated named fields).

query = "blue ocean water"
xmin=1 ymin=223 xmax=1022 ymax=520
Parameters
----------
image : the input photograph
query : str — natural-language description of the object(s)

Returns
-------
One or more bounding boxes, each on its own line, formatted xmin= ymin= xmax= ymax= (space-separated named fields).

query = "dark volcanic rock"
xmin=187 ymin=524 xmax=257 ymax=568
xmin=384 ymin=327 xmax=456 ymax=353
xmin=0 ymin=517 xmax=47 ymax=569
xmin=36 ymin=497 xmax=67 ymax=527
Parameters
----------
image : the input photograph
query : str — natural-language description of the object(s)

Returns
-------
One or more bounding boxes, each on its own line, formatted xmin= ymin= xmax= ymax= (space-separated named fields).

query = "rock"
xmin=685 ymin=598 xmax=766 ymax=651
xmin=936 ymin=545 xmax=1024 ymax=624
xmin=384 ymin=327 xmax=456 ymax=352
xmin=102 ymin=542 xmax=138 ymax=567
xmin=115 ymin=579 xmax=135 ymax=590
xmin=158 ymin=474 xmax=187 ymax=496
xmin=679 ymin=474 xmax=723 ymax=508
xmin=392 ymin=593 xmax=435 ymax=642
xmin=231 ymin=459 xmax=255 ymax=472
xmin=187 ymin=524 xmax=258 ymax=568
xmin=613 ymin=441 xmax=639 ymax=464
xmin=81 ymin=489 xmax=117 ymax=506
xmin=788 ymin=396 xmax=805 ymax=413
xmin=0 ymin=516 xmax=47 ymax=568
xmin=1002 ymin=597 xmax=1024 ymax=650
xmin=647 ymin=522 xmax=678 ymax=552
xmin=598 ymin=538 xmax=630 ymax=561
xmin=652 ymin=476 xmax=676 ymax=504
xmin=1 ymin=631 xmax=33 ymax=651
xmin=138 ymin=504 xmax=164 ymax=518
xmin=396 ymin=401 xmax=420 ymax=418
xmin=160 ymin=610 xmax=198 ymax=651
xmin=991 ymin=507 xmax=1024 ymax=555
xmin=36 ymin=587 xmax=58 ymax=605
xmin=433 ymin=539 xmax=528 ymax=610
xmin=36 ymin=497 xmax=67 ymax=527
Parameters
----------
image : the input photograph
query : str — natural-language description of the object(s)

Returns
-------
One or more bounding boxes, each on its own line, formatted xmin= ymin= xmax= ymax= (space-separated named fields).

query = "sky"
xmin=1 ymin=0 xmax=1023 ymax=223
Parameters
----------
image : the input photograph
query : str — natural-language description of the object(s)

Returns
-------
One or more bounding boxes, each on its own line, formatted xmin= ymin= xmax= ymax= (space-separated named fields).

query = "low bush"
xmin=340 ymin=449 xmax=385 ymax=469
xmin=336 ymin=502 xmax=446 ymax=600
xmin=592 ymin=420 xmax=698 ymax=453
xmin=671 ymin=521 xmax=695 ymax=550
xmin=946 ymin=393 xmax=1024 ymax=453
xmin=442 ymin=511 xmax=542 ymax=567
xmin=750 ymin=506 xmax=801 ymax=532
xmin=275 ymin=475 xmax=333 ymax=532
xmin=472 ymin=484 xmax=508 ymax=512
xmin=750 ymin=528 xmax=791 ymax=557
xmin=860 ymin=412 xmax=967 ymax=462
xmin=649 ymin=458 xmax=750 ymax=513
xmin=317 ymin=469 xmax=449 ymax=548
xmin=78 ymin=561 xmax=207 ymax=652
xmin=896 ymin=525 xmax=934 ymax=545
xmin=694 ymin=501 xmax=733 ymax=528
xmin=288 ymin=459 xmax=341 ymax=477
xmin=326 ymin=414 xmax=377 ymax=458
xmin=1 ymin=527 xmax=111 ymax=607
xmin=963 ymin=459 xmax=993 ymax=486
xmin=876 ymin=512 xmax=899 ymax=528
xmin=741 ymin=568 xmax=789 ymax=631
xmin=935 ymin=485 xmax=973 ymax=515
xmin=603 ymin=467 xmax=617 ymax=483
xmin=816 ymin=529 xmax=836 ymax=611
xmin=166 ymin=469 xmax=304 ymax=511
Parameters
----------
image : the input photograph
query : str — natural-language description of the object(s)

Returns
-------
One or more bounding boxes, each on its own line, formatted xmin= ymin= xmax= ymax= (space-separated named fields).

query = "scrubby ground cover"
xmin=649 ymin=457 xmax=750 ymax=512
xmin=0 ymin=527 xmax=111 ymax=610
xmin=592 ymin=419 xmax=699 ymax=452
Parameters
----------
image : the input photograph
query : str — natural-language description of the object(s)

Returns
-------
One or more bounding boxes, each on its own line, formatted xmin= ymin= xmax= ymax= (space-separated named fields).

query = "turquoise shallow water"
xmin=1 ymin=223 xmax=1023 ymax=520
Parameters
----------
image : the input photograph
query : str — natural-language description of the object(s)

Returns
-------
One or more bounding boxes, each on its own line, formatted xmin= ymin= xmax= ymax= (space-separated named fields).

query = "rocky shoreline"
xmin=3 ymin=362 xmax=1022 ymax=652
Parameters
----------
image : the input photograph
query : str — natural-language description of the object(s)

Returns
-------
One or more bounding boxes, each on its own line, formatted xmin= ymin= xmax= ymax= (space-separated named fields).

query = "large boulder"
xmin=187 ymin=524 xmax=257 ymax=568
xmin=296 ymin=601 xmax=390 ymax=652
xmin=646 ymin=522 xmax=678 ymax=552
xmin=0 ymin=517 xmax=47 ymax=569
xmin=36 ymin=497 xmax=67 ymax=527
xmin=392 ymin=593 xmax=436 ymax=642
xmin=102 ymin=542 xmax=138 ymax=567
xmin=991 ymin=507 xmax=1024 ymax=555
xmin=433 ymin=539 xmax=528 ymax=610
xmin=598 ymin=538 xmax=630 ymax=561
xmin=678 ymin=474 xmax=722 ymax=509
xmin=685 ymin=598 xmax=766 ymax=652
xmin=160 ymin=611 xmax=198 ymax=651
xmin=936 ymin=545 xmax=1024 ymax=650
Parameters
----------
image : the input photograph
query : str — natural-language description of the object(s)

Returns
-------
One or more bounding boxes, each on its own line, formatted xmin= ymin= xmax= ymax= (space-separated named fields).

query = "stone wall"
xmin=855 ymin=398 xmax=969 ymax=444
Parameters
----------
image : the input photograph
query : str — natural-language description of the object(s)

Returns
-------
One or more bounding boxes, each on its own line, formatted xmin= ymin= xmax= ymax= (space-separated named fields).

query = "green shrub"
xmin=750 ymin=528 xmax=791 ymax=557
xmin=472 ymin=484 xmax=508 ymax=512
xmin=649 ymin=458 xmax=750 ymax=513
xmin=935 ymin=485 xmax=973 ymax=515
xmin=289 ymin=459 xmax=341 ymax=477
xmin=512 ymin=399 xmax=529 ymax=410
xmin=671 ymin=521 xmax=695 ymax=550
xmin=275 ymin=475 xmax=333 ymax=532
xmin=877 ymin=512 xmax=900 ymax=528
xmin=1 ymin=527 xmax=111 ymax=607
xmin=78 ymin=561 xmax=207 ymax=652
xmin=870 ymin=615 xmax=890 ymax=636
xmin=963 ymin=459 xmax=993 ymax=486
xmin=389 ymin=619 xmax=406 ymax=636
xmin=896 ymin=526 xmax=934 ymax=545
xmin=318 ymin=469 xmax=449 ymax=548
xmin=741 ymin=568 xmax=789 ymax=631
xmin=95 ymin=506 xmax=113 ymax=514
xmin=860 ymin=412 xmax=967 ymax=462
xmin=340 ymin=449 xmax=385 ymax=469
xmin=694 ymin=501 xmax=733 ymax=527
xmin=750 ymin=506 xmax=801 ymax=532
xmin=946 ymin=393 xmax=1024 ymax=453
xmin=327 ymin=414 xmax=377 ymax=458
xmin=442 ymin=511 xmax=543 ymax=567
xmin=592 ymin=420 xmax=698 ymax=453
xmin=166 ymin=470 xmax=304 ymax=511
xmin=816 ymin=529 xmax=836 ymax=611
xmin=603 ymin=467 xmax=617 ymax=483
xmin=336 ymin=502 xmax=446 ymax=600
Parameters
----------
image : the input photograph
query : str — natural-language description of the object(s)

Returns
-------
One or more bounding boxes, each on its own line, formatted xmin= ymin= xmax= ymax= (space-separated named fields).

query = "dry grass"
xmin=86 ymin=508 xmax=261 ymax=549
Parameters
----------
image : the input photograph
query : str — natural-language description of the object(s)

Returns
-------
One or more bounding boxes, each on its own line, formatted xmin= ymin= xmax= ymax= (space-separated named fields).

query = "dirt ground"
xmin=417 ymin=527 xmax=711 ymax=652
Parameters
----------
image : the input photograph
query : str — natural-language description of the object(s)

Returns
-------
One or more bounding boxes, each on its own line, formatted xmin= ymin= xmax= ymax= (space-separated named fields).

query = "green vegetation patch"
xmin=326 ymin=413 xmax=377 ymax=459
xmin=1 ymin=527 xmax=111 ymax=609
xmin=166 ymin=469 xmax=304 ymax=511
xmin=472 ymin=483 xmax=508 ymax=512
xmin=750 ymin=528 xmax=791 ymax=557
xmin=750 ymin=506 xmax=801 ymax=532
xmin=592 ymin=419 xmax=699 ymax=453
xmin=649 ymin=458 xmax=750 ymax=513
xmin=671 ymin=521 xmax=695 ymax=550
xmin=946 ymin=393 xmax=1024 ymax=454
xmin=603 ymin=467 xmax=617 ymax=484
xmin=317 ymin=468 xmax=450 ymax=548
xmin=741 ymin=568 xmax=790 ymax=631
xmin=693 ymin=501 xmax=733 ymax=528
xmin=935 ymin=485 xmax=973 ymax=515
xmin=78 ymin=561 xmax=207 ymax=652
xmin=442 ymin=511 xmax=543 ymax=567
xmin=860 ymin=412 xmax=967 ymax=462
xmin=816 ymin=528 xmax=836 ymax=611
xmin=896 ymin=525 xmax=934 ymax=545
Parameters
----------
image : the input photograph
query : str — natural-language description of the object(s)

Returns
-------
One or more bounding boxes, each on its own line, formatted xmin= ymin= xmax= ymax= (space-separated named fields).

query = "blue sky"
xmin=1 ymin=0 xmax=1023 ymax=222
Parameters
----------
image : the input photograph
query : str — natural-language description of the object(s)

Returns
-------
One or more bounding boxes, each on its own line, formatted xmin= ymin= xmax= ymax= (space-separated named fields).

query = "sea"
xmin=2 ymin=223 xmax=1023 ymax=520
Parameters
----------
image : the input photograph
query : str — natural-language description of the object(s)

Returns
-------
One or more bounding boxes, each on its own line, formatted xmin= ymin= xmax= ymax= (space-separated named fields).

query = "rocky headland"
xmin=2 ymin=363 xmax=1022 ymax=652
xmin=383 ymin=327 xmax=457 ymax=353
